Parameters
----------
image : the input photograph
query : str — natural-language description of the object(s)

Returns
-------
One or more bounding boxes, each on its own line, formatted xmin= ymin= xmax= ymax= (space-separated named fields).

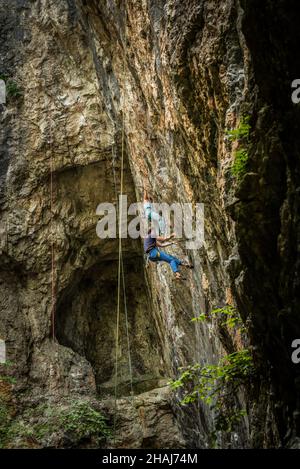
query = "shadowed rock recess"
xmin=0 ymin=0 xmax=299 ymax=449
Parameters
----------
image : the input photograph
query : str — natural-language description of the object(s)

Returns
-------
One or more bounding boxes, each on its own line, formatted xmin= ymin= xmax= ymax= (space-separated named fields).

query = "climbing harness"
xmin=144 ymin=248 xmax=160 ymax=267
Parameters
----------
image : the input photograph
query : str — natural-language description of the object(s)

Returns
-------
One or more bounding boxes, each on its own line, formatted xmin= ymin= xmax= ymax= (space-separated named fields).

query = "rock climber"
xmin=143 ymin=228 xmax=193 ymax=280
xmin=143 ymin=188 xmax=166 ymax=235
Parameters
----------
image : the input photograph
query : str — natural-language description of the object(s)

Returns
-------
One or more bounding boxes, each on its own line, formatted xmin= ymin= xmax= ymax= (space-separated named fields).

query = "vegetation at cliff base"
xmin=171 ymin=305 xmax=253 ymax=440
xmin=0 ymin=398 xmax=111 ymax=448
xmin=60 ymin=400 xmax=111 ymax=443
xmin=0 ymin=364 xmax=15 ymax=449
xmin=0 ymin=401 xmax=12 ymax=448
xmin=170 ymin=349 xmax=255 ymax=436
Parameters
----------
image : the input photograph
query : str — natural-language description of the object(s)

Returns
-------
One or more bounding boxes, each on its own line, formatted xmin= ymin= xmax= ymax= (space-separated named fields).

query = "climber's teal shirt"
xmin=143 ymin=201 xmax=152 ymax=221
xmin=143 ymin=201 xmax=166 ymax=235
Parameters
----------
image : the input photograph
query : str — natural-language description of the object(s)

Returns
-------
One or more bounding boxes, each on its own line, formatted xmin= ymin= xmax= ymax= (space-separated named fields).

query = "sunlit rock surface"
xmin=0 ymin=0 xmax=299 ymax=448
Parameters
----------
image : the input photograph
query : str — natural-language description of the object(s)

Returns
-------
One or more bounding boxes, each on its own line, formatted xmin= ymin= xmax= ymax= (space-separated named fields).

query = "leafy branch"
xmin=170 ymin=349 xmax=255 ymax=435
xmin=192 ymin=305 xmax=245 ymax=331
xmin=226 ymin=116 xmax=251 ymax=142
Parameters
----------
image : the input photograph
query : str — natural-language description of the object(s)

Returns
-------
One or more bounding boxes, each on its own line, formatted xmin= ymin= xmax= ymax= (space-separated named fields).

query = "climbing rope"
xmin=121 ymin=255 xmax=134 ymax=396
xmin=113 ymin=3 xmax=134 ymax=439
xmin=46 ymin=8 xmax=134 ymax=432
xmin=49 ymin=117 xmax=56 ymax=341
xmin=111 ymin=144 xmax=134 ymax=398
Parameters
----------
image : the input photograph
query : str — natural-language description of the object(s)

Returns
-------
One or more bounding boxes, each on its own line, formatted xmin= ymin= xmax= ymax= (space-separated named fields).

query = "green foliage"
xmin=0 ymin=361 xmax=17 ymax=385
xmin=193 ymin=305 xmax=244 ymax=330
xmin=0 ymin=376 xmax=16 ymax=385
xmin=3 ymin=400 xmax=111 ymax=448
xmin=0 ymin=361 xmax=15 ymax=447
xmin=232 ymin=148 xmax=249 ymax=178
xmin=192 ymin=312 xmax=207 ymax=322
xmin=226 ymin=116 xmax=251 ymax=142
xmin=0 ymin=75 xmax=22 ymax=98
xmin=170 ymin=349 xmax=255 ymax=435
xmin=0 ymin=402 xmax=11 ymax=448
xmin=212 ymin=305 xmax=243 ymax=329
xmin=2 ymin=361 xmax=14 ymax=367
xmin=226 ymin=116 xmax=251 ymax=179
xmin=60 ymin=401 xmax=111 ymax=442
xmin=6 ymin=81 xmax=22 ymax=97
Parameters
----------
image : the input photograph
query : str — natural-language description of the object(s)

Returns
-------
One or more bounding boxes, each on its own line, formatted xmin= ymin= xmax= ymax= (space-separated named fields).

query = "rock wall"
xmin=0 ymin=0 xmax=299 ymax=449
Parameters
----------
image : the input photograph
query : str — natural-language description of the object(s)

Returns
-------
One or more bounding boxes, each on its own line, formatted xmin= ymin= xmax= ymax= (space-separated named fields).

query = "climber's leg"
xmin=157 ymin=251 xmax=182 ymax=273
xmin=149 ymin=248 xmax=161 ymax=262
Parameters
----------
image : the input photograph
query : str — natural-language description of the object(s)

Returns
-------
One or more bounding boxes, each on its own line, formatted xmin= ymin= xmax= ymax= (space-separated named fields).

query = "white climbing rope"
xmin=113 ymin=2 xmax=134 ymax=441
xmin=111 ymin=143 xmax=134 ymax=398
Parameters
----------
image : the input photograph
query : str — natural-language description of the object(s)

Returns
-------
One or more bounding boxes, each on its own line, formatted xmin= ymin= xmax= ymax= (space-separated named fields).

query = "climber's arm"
xmin=156 ymin=233 xmax=176 ymax=243
xmin=156 ymin=241 xmax=173 ymax=248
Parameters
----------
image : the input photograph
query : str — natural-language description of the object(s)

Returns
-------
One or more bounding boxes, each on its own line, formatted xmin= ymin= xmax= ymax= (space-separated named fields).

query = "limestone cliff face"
xmin=0 ymin=0 xmax=299 ymax=449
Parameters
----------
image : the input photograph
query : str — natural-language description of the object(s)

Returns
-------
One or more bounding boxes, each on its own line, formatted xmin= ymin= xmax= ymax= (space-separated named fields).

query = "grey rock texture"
xmin=0 ymin=0 xmax=299 ymax=448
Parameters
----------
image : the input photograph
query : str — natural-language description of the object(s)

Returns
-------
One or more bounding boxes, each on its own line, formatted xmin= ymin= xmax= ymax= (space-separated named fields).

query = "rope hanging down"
xmin=47 ymin=5 xmax=133 ymax=432
xmin=112 ymin=144 xmax=134 ymax=398
xmin=50 ymin=118 xmax=56 ymax=341
xmin=113 ymin=3 xmax=134 ymax=438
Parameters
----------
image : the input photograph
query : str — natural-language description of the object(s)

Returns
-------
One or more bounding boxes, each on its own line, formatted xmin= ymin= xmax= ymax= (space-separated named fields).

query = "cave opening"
xmin=56 ymin=255 xmax=165 ymax=397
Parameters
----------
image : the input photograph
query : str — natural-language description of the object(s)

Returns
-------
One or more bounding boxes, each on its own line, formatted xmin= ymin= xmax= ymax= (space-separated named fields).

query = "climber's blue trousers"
xmin=149 ymin=248 xmax=182 ymax=273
